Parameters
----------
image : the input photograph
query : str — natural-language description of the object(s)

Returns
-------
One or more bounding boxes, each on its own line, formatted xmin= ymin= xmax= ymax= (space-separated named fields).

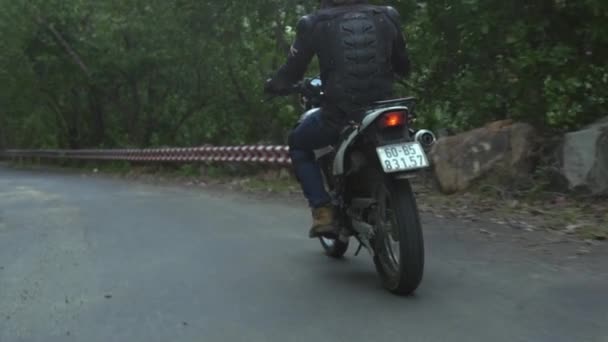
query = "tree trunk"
xmin=37 ymin=16 xmax=91 ymax=78
xmin=88 ymin=86 xmax=106 ymax=146
xmin=0 ymin=113 xmax=6 ymax=150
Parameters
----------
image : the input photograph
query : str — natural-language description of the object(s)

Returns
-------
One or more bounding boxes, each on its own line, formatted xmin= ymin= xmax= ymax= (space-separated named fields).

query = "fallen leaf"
xmin=576 ymin=248 xmax=591 ymax=255
xmin=553 ymin=196 xmax=567 ymax=205
xmin=528 ymin=208 xmax=548 ymax=216
xmin=509 ymin=200 xmax=520 ymax=208
xmin=593 ymin=233 xmax=606 ymax=241
xmin=565 ymin=223 xmax=587 ymax=234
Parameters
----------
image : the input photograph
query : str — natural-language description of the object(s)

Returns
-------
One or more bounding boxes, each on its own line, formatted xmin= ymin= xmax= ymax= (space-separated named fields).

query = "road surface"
xmin=0 ymin=165 xmax=606 ymax=342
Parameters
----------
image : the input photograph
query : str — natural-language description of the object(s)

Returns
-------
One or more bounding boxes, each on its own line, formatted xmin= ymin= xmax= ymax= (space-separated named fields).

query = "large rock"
xmin=561 ymin=118 xmax=608 ymax=195
xmin=429 ymin=120 xmax=537 ymax=194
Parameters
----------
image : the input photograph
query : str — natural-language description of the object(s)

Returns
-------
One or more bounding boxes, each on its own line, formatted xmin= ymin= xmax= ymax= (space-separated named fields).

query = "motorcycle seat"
xmin=370 ymin=97 xmax=416 ymax=108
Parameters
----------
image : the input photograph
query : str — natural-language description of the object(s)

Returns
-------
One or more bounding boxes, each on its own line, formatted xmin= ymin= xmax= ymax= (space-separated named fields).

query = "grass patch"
xmin=415 ymin=169 xmax=608 ymax=241
xmin=578 ymin=225 xmax=608 ymax=241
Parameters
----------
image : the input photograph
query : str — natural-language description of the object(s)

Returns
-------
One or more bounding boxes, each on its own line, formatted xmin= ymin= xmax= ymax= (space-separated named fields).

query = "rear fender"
xmin=332 ymin=106 xmax=409 ymax=176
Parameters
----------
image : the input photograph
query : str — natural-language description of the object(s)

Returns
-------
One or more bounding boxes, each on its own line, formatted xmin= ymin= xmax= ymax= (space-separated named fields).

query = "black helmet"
xmin=320 ymin=0 xmax=367 ymax=8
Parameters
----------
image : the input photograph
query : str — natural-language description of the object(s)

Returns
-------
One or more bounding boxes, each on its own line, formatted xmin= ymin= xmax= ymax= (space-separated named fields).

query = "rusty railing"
xmin=0 ymin=146 xmax=292 ymax=165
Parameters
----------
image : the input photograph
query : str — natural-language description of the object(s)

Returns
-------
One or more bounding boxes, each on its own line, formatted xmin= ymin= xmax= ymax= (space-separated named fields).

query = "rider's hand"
xmin=300 ymin=78 xmax=315 ymax=99
xmin=264 ymin=78 xmax=295 ymax=96
xmin=263 ymin=78 xmax=275 ymax=94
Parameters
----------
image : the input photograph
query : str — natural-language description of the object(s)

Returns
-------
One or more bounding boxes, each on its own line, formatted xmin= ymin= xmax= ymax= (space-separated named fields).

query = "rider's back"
xmin=306 ymin=4 xmax=404 ymax=115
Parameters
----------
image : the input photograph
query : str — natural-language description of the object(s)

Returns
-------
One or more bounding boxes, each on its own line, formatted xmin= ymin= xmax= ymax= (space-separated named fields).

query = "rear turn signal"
xmin=380 ymin=111 xmax=406 ymax=128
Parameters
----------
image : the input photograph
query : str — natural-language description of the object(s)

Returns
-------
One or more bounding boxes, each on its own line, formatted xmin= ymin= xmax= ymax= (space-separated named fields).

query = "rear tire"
xmin=372 ymin=176 xmax=424 ymax=296
xmin=319 ymin=236 xmax=349 ymax=258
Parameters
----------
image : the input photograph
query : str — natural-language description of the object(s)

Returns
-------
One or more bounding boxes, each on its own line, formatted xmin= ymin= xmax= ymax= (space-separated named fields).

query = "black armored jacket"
xmin=268 ymin=3 xmax=411 ymax=124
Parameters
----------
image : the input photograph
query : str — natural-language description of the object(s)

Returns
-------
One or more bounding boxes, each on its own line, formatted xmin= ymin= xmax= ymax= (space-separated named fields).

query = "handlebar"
xmin=262 ymin=80 xmax=307 ymax=103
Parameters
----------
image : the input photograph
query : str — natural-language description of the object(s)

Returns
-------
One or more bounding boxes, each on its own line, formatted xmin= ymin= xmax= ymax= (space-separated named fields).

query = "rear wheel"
xmin=372 ymin=175 xmax=424 ymax=295
xmin=319 ymin=236 xmax=349 ymax=258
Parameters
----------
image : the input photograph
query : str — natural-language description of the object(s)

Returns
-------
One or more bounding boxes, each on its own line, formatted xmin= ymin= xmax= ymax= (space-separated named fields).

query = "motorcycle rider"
xmin=264 ymin=0 xmax=411 ymax=238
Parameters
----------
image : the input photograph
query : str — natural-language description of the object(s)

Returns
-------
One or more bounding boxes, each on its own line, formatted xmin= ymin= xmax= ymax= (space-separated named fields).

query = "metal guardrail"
xmin=0 ymin=146 xmax=292 ymax=165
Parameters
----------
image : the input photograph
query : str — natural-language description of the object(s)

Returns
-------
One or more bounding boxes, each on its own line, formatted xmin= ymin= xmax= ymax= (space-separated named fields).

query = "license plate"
xmin=376 ymin=142 xmax=430 ymax=173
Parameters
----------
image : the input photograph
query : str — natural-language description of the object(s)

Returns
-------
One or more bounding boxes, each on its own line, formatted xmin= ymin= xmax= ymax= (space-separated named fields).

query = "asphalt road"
xmin=0 ymin=165 xmax=607 ymax=342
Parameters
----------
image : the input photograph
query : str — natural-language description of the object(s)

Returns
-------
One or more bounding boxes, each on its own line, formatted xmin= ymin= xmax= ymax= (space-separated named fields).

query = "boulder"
xmin=429 ymin=120 xmax=538 ymax=194
xmin=561 ymin=118 xmax=608 ymax=195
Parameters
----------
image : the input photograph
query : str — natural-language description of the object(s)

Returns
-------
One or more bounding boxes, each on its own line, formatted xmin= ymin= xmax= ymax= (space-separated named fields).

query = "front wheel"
xmin=372 ymin=176 xmax=424 ymax=296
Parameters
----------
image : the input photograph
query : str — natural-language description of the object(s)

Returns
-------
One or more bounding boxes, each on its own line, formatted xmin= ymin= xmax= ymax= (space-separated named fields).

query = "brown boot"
xmin=309 ymin=205 xmax=337 ymax=238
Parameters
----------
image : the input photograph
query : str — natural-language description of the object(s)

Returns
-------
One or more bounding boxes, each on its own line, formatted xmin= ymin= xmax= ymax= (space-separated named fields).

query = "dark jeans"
xmin=288 ymin=110 xmax=340 ymax=209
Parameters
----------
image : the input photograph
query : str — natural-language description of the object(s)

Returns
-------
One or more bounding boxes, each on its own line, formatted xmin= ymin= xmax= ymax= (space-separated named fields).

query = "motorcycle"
xmin=276 ymin=77 xmax=436 ymax=296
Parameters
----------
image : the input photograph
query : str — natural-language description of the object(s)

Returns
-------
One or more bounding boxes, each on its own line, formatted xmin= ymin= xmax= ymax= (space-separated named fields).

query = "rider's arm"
xmin=385 ymin=6 xmax=411 ymax=78
xmin=266 ymin=16 xmax=315 ymax=93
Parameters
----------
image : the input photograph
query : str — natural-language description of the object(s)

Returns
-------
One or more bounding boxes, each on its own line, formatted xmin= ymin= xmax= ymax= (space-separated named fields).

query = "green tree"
xmin=0 ymin=0 xmax=606 ymax=149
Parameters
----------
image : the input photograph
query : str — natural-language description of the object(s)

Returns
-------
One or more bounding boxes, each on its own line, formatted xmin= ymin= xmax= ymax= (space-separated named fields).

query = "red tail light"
xmin=380 ymin=111 xmax=407 ymax=128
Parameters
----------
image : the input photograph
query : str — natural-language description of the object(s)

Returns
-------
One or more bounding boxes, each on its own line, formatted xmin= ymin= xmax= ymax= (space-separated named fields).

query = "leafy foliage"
xmin=395 ymin=0 xmax=608 ymax=132
xmin=0 ymin=0 xmax=606 ymax=149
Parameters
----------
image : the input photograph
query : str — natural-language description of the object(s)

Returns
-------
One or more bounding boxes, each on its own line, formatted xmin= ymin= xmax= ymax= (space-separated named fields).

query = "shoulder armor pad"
xmin=384 ymin=6 xmax=401 ymax=25
xmin=296 ymin=15 xmax=315 ymax=33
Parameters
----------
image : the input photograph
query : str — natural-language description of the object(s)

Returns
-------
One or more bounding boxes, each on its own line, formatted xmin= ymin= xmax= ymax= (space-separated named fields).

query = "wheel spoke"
xmin=375 ymin=185 xmax=401 ymax=272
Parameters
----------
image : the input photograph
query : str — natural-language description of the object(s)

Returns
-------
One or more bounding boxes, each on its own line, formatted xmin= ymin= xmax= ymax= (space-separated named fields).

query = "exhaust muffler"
xmin=414 ymin=129 xmax=437 ymax=148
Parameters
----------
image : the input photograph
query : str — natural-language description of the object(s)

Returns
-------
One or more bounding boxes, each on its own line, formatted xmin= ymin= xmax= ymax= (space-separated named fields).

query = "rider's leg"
xmin=288 ymin=110 xmax=340 ymax=237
